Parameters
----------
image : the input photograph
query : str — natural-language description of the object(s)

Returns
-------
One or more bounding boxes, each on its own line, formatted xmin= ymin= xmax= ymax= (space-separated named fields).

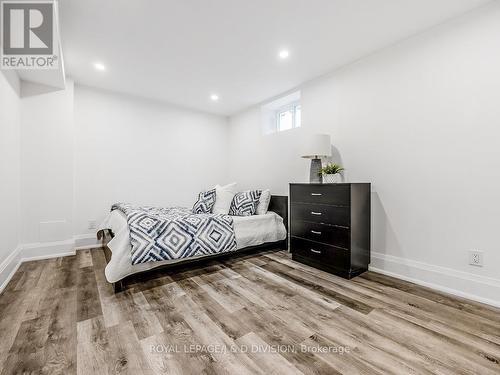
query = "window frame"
xmin=276 ymin=101 xmax=301 ymax=132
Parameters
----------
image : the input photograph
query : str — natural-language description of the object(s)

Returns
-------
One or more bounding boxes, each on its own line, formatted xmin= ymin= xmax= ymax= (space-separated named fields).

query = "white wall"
xmin=0 ymin=71 xmax=21 ymax=265
xmin=229 ymin=108 xmax=307 ymax=194
xmin=229 ymin=4 xmax=500 ymax=305
xmin=73 ymin=85 xmax=230 ymax=238
xmin=15 ymin=82 xmax=229 ymax=246
xmin=20 ymin=81 xmax=75 ymax=244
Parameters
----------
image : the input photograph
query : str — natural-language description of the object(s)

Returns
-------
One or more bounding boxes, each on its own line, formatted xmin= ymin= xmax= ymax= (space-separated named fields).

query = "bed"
xmin=97 ymin=195 xmax=288 ymax=292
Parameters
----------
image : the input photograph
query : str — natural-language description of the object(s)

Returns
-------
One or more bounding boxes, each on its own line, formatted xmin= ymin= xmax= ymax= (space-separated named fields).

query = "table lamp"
xmin=301 ymin=134 xmax=331 ymax=183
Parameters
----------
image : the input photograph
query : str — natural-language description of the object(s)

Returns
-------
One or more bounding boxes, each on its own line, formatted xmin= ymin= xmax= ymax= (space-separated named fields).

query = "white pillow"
xmin=212 ymin=183 xmax=237 ymax=214
xmin=256 ymin=189 xmax=271 ymax=215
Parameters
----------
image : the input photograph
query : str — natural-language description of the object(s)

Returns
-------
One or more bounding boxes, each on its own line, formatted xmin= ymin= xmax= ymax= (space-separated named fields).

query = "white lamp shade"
xmin=301 ymin=134 xmax=332 ymax=159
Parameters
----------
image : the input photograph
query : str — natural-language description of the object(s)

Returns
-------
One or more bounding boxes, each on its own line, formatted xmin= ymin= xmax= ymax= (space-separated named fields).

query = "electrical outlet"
xmin=469 ymin=250 xmax=483 ymax=267
xmin=88 ymin=220 xmax=97 ymax=230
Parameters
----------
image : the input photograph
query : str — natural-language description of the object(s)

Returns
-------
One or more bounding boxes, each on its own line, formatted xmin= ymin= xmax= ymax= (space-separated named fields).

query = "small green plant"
xmin=320 ymin=163 xmax=344 ymax=175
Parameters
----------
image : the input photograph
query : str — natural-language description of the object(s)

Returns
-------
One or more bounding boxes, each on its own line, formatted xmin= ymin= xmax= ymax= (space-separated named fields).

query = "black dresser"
xmin=290 ymin=183 xmax=371 ymax=279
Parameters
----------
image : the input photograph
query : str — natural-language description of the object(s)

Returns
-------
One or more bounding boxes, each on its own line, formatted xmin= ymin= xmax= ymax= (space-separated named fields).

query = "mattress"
xmin=99 ymin=210 xmax=287 ymax=283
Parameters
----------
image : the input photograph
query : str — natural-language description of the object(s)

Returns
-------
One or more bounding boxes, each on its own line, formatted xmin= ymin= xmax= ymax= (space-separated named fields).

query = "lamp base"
xmin=310 ymin=158 xmax=322 ymax=183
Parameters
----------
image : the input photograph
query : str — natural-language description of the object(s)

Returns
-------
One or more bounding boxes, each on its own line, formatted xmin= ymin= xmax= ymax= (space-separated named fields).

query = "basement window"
xmin=262 ymin=91 xmax=301 ymax=134
xmin=277 ymin=103 xmax=301 ymax=131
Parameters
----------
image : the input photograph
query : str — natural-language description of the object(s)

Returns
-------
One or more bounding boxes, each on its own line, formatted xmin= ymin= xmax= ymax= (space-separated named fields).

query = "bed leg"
xmin=114 ymin=281 xmax=124 ymax=293
xmin=280 ymin=239 xmax=289 ymax=251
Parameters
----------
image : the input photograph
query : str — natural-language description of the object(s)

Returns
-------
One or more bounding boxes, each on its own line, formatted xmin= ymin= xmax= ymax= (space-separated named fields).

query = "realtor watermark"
xmin=1 ymin=0 xmax=59 ymax=69
xmin=150 ymin=344 xmax=351 ymax=355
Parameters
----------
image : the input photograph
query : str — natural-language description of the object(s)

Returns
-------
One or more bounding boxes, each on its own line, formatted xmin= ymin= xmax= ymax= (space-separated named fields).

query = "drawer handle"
xmin=311 ymin=212 xmax=322 ymax=216
xmin=310 ymin=249 xmax=322 ymax=254
xmin=311 ymin=193 xmax=322 ymax=196
xmin=311 ymin=230 xmax=322 ymax=235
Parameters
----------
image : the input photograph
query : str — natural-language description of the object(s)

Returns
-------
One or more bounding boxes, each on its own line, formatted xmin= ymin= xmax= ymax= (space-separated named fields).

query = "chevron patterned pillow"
xmin=229 ymin=190 xmax=262 ymax=216
xmin=192 ymin=189 xmax=216 ymax=214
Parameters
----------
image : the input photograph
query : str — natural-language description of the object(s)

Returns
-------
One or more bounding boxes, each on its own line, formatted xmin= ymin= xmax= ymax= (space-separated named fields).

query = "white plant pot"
xmin=323 ymin=174 xmax=341 ymax=184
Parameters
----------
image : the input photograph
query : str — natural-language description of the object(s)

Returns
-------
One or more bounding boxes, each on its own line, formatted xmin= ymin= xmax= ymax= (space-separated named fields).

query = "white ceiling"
xmin=59 ymin=0 xmax=492 ymax=116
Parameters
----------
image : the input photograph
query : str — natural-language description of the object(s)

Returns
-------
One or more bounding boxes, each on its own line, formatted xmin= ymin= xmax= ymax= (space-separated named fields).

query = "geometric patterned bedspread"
xmin=111 ymin=203 xmax=237 ymax=265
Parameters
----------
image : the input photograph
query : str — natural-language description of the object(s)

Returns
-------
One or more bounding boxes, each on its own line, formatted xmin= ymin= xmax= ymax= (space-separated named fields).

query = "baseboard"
xmin=369 ymin=252 xmax=500 ymax=308
xmin=74 ymin=233 xmax=100 ymax=250
xmin=21 ymin=239 xmax=76 ymax=261
xmin=0 ymin=246 xmax=22 ymax=293
xmin=0 ymin=238 xmax=81 ymax=294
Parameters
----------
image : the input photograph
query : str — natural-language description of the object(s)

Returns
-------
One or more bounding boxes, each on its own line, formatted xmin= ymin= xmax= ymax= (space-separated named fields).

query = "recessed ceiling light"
xmin=210 ymin=94 xmax=219 ymax=101
xmin=279 ymin=50 xmax=290 ymax=59
xmin=93 ymin=62 xmax=106 ymax=71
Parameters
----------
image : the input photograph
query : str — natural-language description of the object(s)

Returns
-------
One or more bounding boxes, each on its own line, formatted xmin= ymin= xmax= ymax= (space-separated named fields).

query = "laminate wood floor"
xmin=1 ymin=248 xmax=499 ymax=375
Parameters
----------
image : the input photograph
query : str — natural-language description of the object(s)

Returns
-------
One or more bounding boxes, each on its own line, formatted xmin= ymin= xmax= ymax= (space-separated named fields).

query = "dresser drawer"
xmin=291 ymin=203 xmax=350 ymax=227
xmin=290 ymin=184 xmax=350 ymax=206
xmin=291 ymin=221 xmax=350 ymax=249
xmin=291 ymin=237 xmax=350 ymax=269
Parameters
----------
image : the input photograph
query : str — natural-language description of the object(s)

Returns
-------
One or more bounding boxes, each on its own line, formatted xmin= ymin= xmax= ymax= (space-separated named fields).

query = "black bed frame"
xmin=97 ymin=195 xmax=288 ymax=293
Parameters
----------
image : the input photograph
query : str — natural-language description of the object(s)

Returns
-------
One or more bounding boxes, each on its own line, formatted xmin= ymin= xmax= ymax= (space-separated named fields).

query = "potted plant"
xmin=320 ymin=163 xmax=344 ymax=183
